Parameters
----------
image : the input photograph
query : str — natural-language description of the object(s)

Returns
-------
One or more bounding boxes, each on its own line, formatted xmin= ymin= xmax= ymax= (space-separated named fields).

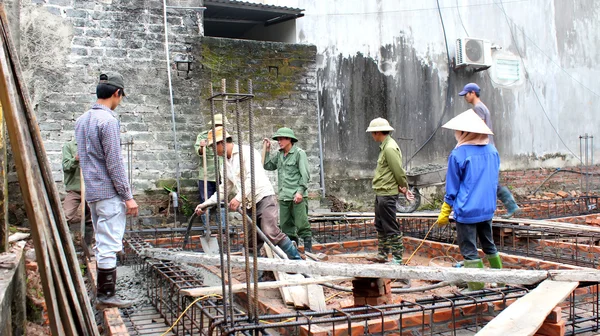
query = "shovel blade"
xmin=200 ymin=236 xmax=220 ymax=254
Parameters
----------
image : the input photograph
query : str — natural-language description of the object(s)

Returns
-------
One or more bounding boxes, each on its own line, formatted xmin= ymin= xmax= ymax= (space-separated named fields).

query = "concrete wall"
xmin=7 ymin=0 xmax=318 ymax=224
xmin=291 ymin=0 xmax=600 ymax=205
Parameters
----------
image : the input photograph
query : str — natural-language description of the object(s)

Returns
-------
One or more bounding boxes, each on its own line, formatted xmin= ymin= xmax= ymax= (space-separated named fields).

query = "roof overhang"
xmin=203 ymin=0 xmax=304 ymax=38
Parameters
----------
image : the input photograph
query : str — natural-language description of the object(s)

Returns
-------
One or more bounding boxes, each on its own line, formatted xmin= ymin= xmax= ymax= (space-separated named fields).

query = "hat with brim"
xmin=208 ymin=114 xmax=229 ymax=126
xmin=365 ymin=117 xmax=394 ymax=132
xmin=442 ymin=109 xmax=493 ymax=135
xmin=272 ymin=127 xmax=298 ymax=143
xmin=207 ymin=126 xmax=232 ymax=146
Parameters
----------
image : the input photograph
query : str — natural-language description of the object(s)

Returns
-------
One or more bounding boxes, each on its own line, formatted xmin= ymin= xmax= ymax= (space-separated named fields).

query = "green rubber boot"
xmin=487 ymin=253 xmax=505 ymax=287
xmin=463 ymin=259 xmax=485 ymax=291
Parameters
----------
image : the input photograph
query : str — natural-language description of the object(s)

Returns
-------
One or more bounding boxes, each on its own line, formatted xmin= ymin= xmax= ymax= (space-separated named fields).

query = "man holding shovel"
xmin=194 ymin=114 xmax=226 ymax=228
xmin=195 ymin=127 xmax=302 ymax=260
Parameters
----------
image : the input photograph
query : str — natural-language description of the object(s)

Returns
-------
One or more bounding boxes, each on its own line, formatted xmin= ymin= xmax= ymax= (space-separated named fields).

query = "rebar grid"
xmin=514 ymin=196 xmax=600 ymax=219
xmin=123 ymin=231 xmax=600 ymax=335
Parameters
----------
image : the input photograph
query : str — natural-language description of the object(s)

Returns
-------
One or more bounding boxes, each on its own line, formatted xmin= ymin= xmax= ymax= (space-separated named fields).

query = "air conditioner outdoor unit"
xmin=455 ymin=37 xmax=493 ymax=68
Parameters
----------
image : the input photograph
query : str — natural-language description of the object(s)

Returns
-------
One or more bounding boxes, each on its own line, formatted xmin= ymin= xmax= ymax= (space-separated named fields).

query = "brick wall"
xmin=500 ymin=166 xmax=600 ymax=197
xmin=11 ymin=1 xmax=318 ymax=225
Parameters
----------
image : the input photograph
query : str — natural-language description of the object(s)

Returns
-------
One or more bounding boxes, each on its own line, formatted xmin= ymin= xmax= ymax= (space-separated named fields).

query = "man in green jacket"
xmin=263 ymin=127 xmax=312 ymax=252
xmin=366 ymin=118 xmax=414 ymax=264
xmin=61 ymin=139 xmax=92 ymax=244
xmin=194 ymin=114 xmax=226 ymax=226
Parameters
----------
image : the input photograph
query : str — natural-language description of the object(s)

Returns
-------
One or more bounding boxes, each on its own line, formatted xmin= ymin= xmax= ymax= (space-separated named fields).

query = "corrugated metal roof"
xmin=203 ymin=0 xmax=304 ymax=39
xmin=204 ymin=0 xmax=303 ymax=14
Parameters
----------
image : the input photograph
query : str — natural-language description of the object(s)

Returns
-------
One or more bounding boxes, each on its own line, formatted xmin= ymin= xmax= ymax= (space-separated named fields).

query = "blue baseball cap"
xmin=458 ymin=83 xmax=480 ymax=96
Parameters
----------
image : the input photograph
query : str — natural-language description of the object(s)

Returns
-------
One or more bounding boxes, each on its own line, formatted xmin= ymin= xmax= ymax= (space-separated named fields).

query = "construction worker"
xmin=459 ymin=83 xmax=520 ymax=218
xmin=263 ymin=127 xmax=312 ymax=252
xmin=365 ymin=118 xmax=414 ymax=264
xmin=75 ymin=72 xmax=137 ymax=309
xmin=437 ymin=109 xmax=503 ymax=291
xmin=194 ymin=114 xmax=226 ymax=227
xmin=61 ymin=139 xmax=92 ymax=245
xmin=195 ymin=126 xmax=302 ymax=260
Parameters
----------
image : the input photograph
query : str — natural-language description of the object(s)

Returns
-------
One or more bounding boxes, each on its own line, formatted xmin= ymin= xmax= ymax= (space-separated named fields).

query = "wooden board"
xmin=476 ymin=280 xmax=578 ymax=336
xmin=144 ymin=248 xmax=600 ymax=284
xmin=264 ymin=244 xmax=308 ymax=308
xmin=263 ymin=245 xmax=293 ymax=305
xmin=181 ymin=276 xmax=352 ymax=297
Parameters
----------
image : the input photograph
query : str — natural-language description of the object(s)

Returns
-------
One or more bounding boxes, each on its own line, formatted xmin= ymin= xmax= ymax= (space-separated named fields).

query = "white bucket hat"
xmin=366 ymin=118 xmax=394 ymax=132
xmin=442 ymin=109 xmax=493 ymax=135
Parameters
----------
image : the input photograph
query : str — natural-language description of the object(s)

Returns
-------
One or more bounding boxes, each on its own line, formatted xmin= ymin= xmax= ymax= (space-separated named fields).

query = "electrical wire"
xmin=161 ymin=294 xmax=223 ymax=336
xmin=404 ymin=220 xmax=437 ymax=264
xmin=404 ymin=0 xmax=454 ymax=166
xmin=495 ymin=0 xmax=582 ymax=163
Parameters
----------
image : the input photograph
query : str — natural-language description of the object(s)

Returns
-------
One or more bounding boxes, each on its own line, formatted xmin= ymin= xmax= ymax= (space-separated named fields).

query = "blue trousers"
xmin=456 ymin=220 xmax=498 ymax=260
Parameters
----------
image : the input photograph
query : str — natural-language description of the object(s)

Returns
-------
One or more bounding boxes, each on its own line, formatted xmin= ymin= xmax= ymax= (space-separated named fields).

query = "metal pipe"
xmin=316 ymin=78 xmax=326 ymax=199
xmin=162 ymin=0 xmax=181 ymax=198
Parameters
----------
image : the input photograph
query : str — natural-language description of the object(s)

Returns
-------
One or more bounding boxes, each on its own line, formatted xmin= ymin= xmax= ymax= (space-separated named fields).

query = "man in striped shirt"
xmin=75 ymin=72 xmax=138 ymax=309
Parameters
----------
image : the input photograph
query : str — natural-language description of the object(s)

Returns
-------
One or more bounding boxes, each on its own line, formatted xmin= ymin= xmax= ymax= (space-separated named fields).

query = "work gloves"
xmin=436 ymin=202 xmax=452 ymax=227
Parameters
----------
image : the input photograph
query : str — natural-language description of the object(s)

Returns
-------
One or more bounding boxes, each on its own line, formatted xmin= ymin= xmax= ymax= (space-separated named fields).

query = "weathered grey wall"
xmin=293 ymin=0 xmax=600 ymax=206
xmin=8 ymin=0 xmax=318 ymax=224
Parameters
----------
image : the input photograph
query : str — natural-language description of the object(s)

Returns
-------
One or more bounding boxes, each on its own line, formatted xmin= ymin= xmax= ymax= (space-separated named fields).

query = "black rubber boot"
xmin=303 ymin=237 xmax=312 ymax=253
xmin=96 ymin=267 xmax=134 ymax=310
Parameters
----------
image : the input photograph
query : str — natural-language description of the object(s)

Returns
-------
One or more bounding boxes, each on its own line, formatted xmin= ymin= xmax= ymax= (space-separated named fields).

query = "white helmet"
xmin=366 ymin=118 xmax=394 ymax=132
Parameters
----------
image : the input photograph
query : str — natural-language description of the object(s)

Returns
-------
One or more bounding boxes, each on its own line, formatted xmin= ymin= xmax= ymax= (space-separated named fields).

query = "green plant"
xmin=163 ymin=186 xmax=195 ymax=217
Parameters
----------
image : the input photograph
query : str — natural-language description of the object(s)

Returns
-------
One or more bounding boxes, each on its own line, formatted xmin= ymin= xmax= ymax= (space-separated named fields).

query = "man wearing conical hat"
xmin=195 ymin=127 xmax=302 ymax=260
xmin=437 ymin=109 xmax=503 ymax=291
xmin=459 ymin=83 xmax=520 ymax=219
xmin=263 ymin=128 xmax=312 ymax=252
xmin=365 ymin=118 xmax=414 ymax=266
xmin=194 ymin=114 xmax=227 ymax=226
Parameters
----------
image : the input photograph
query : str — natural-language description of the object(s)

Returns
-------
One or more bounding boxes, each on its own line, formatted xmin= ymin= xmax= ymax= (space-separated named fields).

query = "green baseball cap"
xmin=99 ymin=72 xmax=126 ymax=96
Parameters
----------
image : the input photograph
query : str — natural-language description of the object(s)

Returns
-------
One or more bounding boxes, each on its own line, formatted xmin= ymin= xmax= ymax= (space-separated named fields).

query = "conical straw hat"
xmin=442 ymin=109 xmax=493 ymax=135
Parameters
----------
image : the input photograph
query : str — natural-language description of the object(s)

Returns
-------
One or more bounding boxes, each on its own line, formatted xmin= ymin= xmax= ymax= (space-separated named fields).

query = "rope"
xmin=160 ymin=294 xmax=223 ymax=336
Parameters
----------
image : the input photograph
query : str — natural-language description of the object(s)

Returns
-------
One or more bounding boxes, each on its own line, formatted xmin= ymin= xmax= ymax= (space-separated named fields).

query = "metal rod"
xmin=247 ymin=78 xmax=260 ymax=321
xmin=162 ymin=0 xmax=181 ymax=200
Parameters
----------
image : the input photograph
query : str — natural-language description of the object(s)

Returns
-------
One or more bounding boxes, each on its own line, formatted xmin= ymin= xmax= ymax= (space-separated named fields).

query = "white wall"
xmin=292 ymin=0 xmax=600 ymax=169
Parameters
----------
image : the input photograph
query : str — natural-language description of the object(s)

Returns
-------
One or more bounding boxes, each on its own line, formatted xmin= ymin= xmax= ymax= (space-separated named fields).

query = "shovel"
xmin=182 ymin=212 xmax=219 ymax=254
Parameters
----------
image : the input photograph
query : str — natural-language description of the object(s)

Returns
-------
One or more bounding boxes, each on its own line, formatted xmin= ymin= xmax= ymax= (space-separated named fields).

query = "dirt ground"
xmin=24 ymin=243 xmax=51 ymax=335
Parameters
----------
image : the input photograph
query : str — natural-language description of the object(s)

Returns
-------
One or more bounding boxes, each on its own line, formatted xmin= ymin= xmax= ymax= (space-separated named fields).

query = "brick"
xmin=366 ymin=318 xmax=398 ymax=332
xmin=401 ymin=313 xmax=431 ymax=328
xmin=535 ymin=320 xmax=566 ymax=336
xmin=343 ymin=241 xmax=360 ymax=248
xmin=460 ymin=303 xmax=490 ymax=316
xmin=493 ymin=298 xmax=517 ymax=311
xmin=432 ymin=308 xmax=460 ymax=323
xmin=545 ymin=307 xmax=562 ymax=323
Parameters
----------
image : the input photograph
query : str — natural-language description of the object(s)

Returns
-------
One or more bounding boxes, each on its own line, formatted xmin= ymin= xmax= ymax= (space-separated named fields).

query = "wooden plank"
xmin=306 ymin=284 xmax=327 ymax=312
xmin=476 ymin=280 xmax=578 ymax=336
xmin=181 ymin=276 xmax=352 ymax=297
xmin=80 ymin=170 xmax=85 ymax=243
xmin=144 ymin=248 xmax=600 ymax=284
xmin=264 ymin=245 xmax=296 ymax=306
xmin=0 ymin=6 xmax=98 ymax=335
xmin=0 ymin=15 xmax=65 ymax=335
xmin=0 ymin=103 xmax=6 ymax=253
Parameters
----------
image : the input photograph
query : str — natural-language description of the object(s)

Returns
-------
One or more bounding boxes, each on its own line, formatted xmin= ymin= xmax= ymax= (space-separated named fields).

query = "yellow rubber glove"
xmin=436 ymin=202 xmax=452 ymax=226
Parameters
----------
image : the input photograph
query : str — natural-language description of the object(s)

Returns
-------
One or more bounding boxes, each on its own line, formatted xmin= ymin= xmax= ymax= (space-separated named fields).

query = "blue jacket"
xmin=444 ymin=144 xmax=500 ymax=223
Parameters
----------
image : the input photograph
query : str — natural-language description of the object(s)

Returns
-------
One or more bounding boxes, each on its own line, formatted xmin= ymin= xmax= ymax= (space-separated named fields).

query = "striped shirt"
xmin=75 ymin=103 xmax=132 ymax=202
